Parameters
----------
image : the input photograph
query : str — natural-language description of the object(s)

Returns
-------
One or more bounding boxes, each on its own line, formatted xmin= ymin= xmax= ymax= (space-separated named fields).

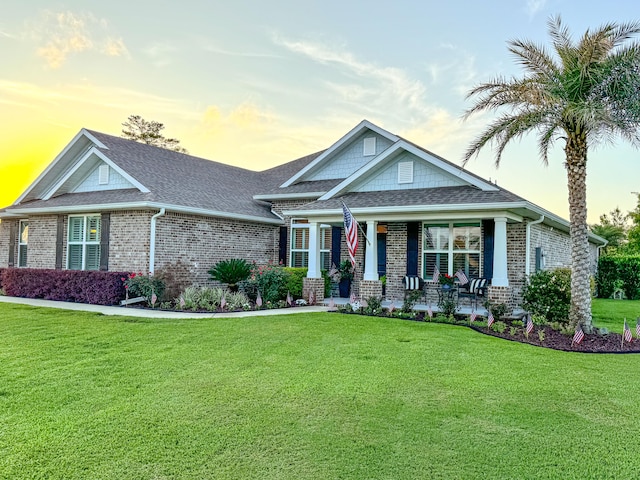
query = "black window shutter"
xmin=406 ymin=222 xmax=419 ymax=276
xmin=100 ymin=213 xmax=110 ymax=271
xmin=278 ymin=226 xmax=288 ymax=265
xmin=8 ymin=221 xmax=16 ymax=267
xmin=482 ymin=219 xmax=494 ymax=281
xmin=55 ymin=215 xmax=64 ymax=270
xmin=331 ymin=226 xmax=342 ymax=268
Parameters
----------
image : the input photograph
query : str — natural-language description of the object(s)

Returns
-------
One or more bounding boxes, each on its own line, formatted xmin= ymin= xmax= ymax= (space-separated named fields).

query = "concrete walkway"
xmin=0 ymin=295 xmax=330 ymax=319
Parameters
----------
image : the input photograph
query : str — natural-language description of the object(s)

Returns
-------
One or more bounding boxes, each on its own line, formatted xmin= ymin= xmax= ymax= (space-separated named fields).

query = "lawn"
xmin=2 ymin=302 xmax=640 ymax=479
xmin=592 ymin=298 xmax=640 ymax=332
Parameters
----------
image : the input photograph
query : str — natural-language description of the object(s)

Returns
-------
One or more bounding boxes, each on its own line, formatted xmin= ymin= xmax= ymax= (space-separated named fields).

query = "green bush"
xmin=125 ymin=273 xmax=165 ymax=307
xmin=522 ymin=268 xmax=571 ymax=324
xmin=241 ymin=262 xmax=290 ymax=304
xmin=283 ymin=267 xmax=307 ymax=299
xmin=491 ymin=321 xmax=507 ymax=334
xmin=597 ymin=255 xmax=640 ymax=299
xmin=208 ymin=259 xmax=252 ymax=292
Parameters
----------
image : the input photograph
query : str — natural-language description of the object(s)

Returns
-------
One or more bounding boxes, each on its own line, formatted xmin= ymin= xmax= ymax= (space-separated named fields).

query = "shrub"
xmin=2 ymin=268 xmax=127 ymax=305
xmin=363 ymin=296 xmax=383 ymax=315
xmin=208 ymin=259 xmax=252 ymax=292
xmin=522 ymin=268 xmax=571 ymax=324
xmin=483 ymin=300 xmax=508 ymax=320
xmin=597 ymin=255 xmax=640 ymax=299
xmin=241 ymin=262 xmax=290 ymax=304
xmin=283 ymin=267 xmax=307 ymax=299
xmin=124 ymin=273 xmax=165 ymax=307
xmin=491 ymin=321 xmax=507 ymax=334
xmin=402 ymin=290 xmax=423 ymax=313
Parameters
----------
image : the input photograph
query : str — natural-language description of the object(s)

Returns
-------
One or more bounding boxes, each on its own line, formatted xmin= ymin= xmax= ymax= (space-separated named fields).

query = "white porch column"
xmin=307 ymin=221 xmax=322 ymax=279
xmin=363 ymin=220 xmax=378 ymax=281
xmin=492 ymin=217 xmax=509 ymax=287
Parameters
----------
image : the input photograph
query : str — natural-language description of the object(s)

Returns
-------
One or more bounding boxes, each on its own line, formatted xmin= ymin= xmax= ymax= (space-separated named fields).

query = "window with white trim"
xmin=290 ymin=220 xmax=331 ymax=270
xmin=18 ymin=220 xmax=28 ymax=267
xmin=423 ymin=222 xmax=480 ymax=279
xmin=68 ymin=215 xmax=101 ymax=270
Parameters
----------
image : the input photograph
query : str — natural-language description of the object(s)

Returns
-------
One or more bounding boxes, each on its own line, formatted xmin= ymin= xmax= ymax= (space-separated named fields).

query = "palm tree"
xmin=463 ymin=16 xmax=640 ymax=330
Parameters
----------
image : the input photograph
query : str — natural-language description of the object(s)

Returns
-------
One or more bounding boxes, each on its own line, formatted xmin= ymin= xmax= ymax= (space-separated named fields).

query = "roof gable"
xmin=280 ymin=119 xmax=399 ymax=187
xmin=320 ymin=140 xmax=498 ymax=200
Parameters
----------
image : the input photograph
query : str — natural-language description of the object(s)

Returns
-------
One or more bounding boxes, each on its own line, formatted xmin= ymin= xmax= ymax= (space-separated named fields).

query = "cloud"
xmin=26 ymin=10 xmax=129 ymax=68
xmin=141 ymin=42 xmax=179 ymax=67
xmin=525 ymin=0 xmax=547 ymax=17
xmin=273 ymin=34 xmax=431 ymax=119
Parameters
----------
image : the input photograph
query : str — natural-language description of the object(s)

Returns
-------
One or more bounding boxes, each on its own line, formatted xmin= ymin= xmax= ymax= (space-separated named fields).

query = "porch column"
xmin=307 ymin=221 xmax=321 ymax=279
xmin=363 ymin=220 xmax=378 ymax=281
xmin=492 ymin=217 xmax=509 ymax=287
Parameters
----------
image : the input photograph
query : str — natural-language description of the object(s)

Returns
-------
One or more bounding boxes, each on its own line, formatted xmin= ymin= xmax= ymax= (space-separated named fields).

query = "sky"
xmin=1 ymin=0 xmax=639 ymax=222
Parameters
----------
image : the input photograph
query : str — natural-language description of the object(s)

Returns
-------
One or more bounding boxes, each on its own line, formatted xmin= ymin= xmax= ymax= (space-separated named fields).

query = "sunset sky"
xmin=1 ymin=1 xmax=638 ymax=222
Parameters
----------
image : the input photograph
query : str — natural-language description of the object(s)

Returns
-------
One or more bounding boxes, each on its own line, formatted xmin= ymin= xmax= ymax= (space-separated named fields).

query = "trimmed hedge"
xmin=2 ymin=268 xmax=128 ymax=305
xmin=597 ymin=255 xmax=640 ymax=299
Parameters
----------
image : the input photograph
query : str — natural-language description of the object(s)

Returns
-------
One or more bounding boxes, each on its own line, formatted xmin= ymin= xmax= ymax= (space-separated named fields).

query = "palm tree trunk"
xmin=565 ymin=133 xmax=592 ymax=330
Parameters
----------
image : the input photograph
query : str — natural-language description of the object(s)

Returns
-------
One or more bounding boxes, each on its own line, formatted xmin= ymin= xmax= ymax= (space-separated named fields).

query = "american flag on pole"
xmin=220 ymin=294 xmax=226 ymax=310
xmin=151 ymin=292 xmax=157 ymax=307
xmin=432 ymin=264 xmax=440 ymax=283
xmin=572 ymin=324 xmax=584 ymax=346
xmin=636 ymin=317 xmax=640 ymax=338
xmin=256 ymin=291 xmax=263 ymax=307
xmin=623 ymin=320 xmax=633 ymax=343
xmin=455 ymin=270 xmax=469 ymax=285
xmin=342 ymin=202 xmax=359 ymax=268
xmin=470 ymin=310 xmax=477 ymax=323
xmin=328 ymin=297 xmax=336 ymax=310
xmin=525 ymin=314 xmax=534 ymax=336
xmin=350 ymin=291 xmax=356 ymax=304
xmin=427 ymin=304 xmax=433 ymax=318
xmin=179 ymin=295 xmax=185 ymax=309
xmin=487 ymin=311 xmax=494 ymax=328
xmin=286 ymin=291 xmax=293 ymax=306
xmin=309 ymin=289 xmax=315 ymax=305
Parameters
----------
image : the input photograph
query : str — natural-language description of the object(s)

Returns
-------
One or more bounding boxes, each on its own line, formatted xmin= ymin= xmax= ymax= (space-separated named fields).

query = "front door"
xmin=377 ymin=232 xmax=387 ymax=277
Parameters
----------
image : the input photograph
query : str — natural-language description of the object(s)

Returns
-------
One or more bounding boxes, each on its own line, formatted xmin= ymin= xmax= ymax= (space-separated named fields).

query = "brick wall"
xmin=27 ymin=215 xmax=58 ymax=269
xmin=108 ymin=210 xmax=153 ymax=273
xmin=0 ymin=219 xmax=15 ymax=268
xmin=385 ymin=222 xmax=408 ymax=301
xmin=154 ymin=211 xmax=279 ymax=287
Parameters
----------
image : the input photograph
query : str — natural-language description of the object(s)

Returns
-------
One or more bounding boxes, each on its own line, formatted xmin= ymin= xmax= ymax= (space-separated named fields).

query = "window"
xmin=290 ymin=220 xmax=331 ymax=270
xmin=18 ymin=220 xmax=28 ymax=267
xmin=68 ymin=215 xmax=101 ymax=270
xmin=423 ymin=222 xmax=480 ymax=279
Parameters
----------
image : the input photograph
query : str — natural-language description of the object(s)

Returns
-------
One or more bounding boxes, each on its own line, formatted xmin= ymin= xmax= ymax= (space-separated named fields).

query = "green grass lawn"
xmin=592 ymin=298 xmax=640 ymax=332
xmin=2 ymin=303 xmax=640 ymax=479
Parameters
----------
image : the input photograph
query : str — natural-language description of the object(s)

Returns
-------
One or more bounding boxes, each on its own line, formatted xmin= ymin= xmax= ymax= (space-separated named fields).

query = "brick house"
xmin=0 ymin=120 xmax=605 ymax=308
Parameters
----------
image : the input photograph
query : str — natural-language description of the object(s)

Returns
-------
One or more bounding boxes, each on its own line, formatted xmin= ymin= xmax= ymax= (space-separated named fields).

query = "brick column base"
xmin=359 ymin=280 xmax=383 ymax=300
xmin=487 ymin=285 xmax=515 ymax=309
xmin=303 ymin=277 xmax=325 ymax=305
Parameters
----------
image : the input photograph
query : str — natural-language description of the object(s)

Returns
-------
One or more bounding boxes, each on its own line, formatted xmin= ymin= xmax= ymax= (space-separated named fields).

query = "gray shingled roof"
xmin=293 ymin=185 xmax=526 ymax=211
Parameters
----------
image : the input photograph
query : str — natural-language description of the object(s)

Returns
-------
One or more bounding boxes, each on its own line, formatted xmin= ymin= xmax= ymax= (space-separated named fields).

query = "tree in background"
xmin=590 ymin=207 xmax=628 ymax=253
xmin=462 ymin=17 xmax=640 ymax=330
xmin=627 ymin=193 xmax=640 ymax=252
xmin=121 ymin=115 xmax=188 ymax=153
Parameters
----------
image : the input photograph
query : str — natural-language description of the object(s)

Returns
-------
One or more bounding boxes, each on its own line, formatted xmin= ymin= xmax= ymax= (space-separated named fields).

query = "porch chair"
xmin=457 ymin=278 xmax=488 ymax=311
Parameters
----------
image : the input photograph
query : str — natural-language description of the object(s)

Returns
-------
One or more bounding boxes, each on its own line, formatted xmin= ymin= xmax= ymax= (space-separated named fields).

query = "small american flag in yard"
xmin=636 ymin=318 xmax=640 ymax=338
xmin=470 ymin=310 xmax=477 ymax=323
xmin=179 ymin=295 xmax=185 ymax=308
xmin=328 ymin=297 xmax=336 ymax=310
xmin=487 ymin=311 xmax=494 ymax=328
xmin=455 ymin=270 xmax=469 ymax=285
xmin=286 ymin=291 xmax=293 ymax=306
xmin=350 ymin=292 xmax=356 ymax=304
xmin=388 ymin=302 xmax=396 ymax=313
xmin=427 ymin=304 xmax=433 ymax=318
xmin=151 ymin=292 xmax=157 ymax=307
xmin=309 ymin=289 xmax=315 ymax=305
xmin=256 ymin=291 xmax=263 ymax=307
xmin=525 ymin=314 xmax=534 ymax=335
xmin=432 ymin=264 xmax=440 ymax=283
xmin=220 ymin=295 xmax=226 ymax=310
xmin=572 ymin=324 xmax=584 ymax=346
xmin=623 ymin=320 xmax=633 ymax=343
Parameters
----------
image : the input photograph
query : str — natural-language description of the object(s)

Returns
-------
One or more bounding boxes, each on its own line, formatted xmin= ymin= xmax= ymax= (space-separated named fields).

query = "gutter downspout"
xmin=149 ymin=208 xmax=166 ymax=275
xmin=525 ymin=215 xmax=545 ymax=277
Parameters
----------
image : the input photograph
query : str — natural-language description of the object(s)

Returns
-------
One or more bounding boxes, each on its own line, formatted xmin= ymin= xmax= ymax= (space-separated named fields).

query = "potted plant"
xmin=334 ymin=260 xmax=354 ymax=298
xmin=439 ymin=273 xmax=455 ymax=290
